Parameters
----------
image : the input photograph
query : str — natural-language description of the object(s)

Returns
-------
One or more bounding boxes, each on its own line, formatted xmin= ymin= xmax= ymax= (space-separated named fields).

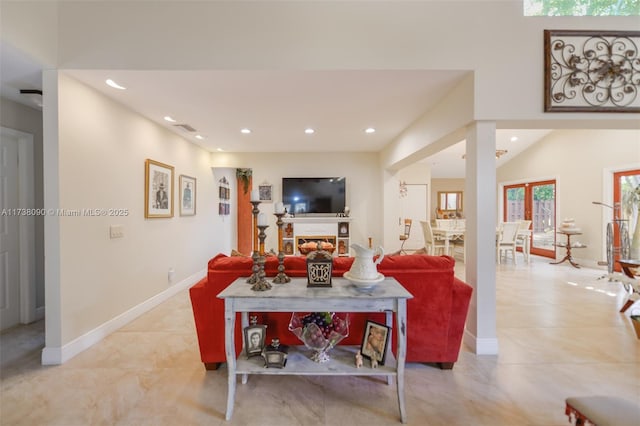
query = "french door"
xmin=613 ymin=169 xmax=639 ymax=266
xmin=504 ymin=180 xmax=556 ymax=258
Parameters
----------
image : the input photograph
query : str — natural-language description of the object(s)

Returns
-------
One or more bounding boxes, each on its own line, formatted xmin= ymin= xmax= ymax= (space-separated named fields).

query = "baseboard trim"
xmin=41 ymin=269 xmax=205 ymax=365
xmin=463 ymin=328 xmax=499 ymax=355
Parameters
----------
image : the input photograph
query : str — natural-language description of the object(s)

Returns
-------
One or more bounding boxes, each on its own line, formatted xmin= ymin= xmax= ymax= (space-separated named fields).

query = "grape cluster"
xmin=299 ymin=312 xmax=347 ymax=349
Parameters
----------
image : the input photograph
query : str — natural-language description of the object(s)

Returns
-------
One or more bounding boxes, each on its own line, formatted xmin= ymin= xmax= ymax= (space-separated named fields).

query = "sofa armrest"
xmin=446 ymin=277 xmax=473 ymax=362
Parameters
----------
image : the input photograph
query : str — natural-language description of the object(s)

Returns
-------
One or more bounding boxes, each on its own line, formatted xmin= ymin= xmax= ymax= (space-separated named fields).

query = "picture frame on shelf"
xmin=259 ymin=183 xmax=273 ymax=202
xmin=144 ymin=159 xmax=174 ymax=218
xmin=284 ymin=241 xmax=294 ymax=255
xmin=338 ymin=222 xmax=349 ymax=237
xmin=360 ymin=320 xmax=391 ymax=365
xmin=244 ymin=322 xmax=268 ymax=358
xmin=179 ymin=175 xmax=196 ymax=216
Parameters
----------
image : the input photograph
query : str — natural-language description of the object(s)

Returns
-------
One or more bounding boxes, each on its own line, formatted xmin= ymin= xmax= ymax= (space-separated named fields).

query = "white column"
xmin=463 ymin=121 xmax=498 ymax=355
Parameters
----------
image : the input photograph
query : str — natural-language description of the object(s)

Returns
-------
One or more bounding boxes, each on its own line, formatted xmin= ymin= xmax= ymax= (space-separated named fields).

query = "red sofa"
xmin=189 ymin=253 xmax=472 ymax=370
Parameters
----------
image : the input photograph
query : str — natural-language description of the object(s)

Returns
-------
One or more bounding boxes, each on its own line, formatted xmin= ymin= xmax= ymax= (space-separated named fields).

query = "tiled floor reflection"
xmin=1 ymin=257 xmax=638 ymax=425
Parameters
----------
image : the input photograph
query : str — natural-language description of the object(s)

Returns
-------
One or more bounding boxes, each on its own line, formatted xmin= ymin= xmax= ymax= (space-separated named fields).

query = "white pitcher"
xmin=348 ymin=243 xmax=384 ymax=280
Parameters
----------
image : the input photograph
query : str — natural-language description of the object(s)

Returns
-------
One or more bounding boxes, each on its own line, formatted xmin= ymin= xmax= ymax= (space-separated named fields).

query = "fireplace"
xmin=296 ymin=235 xmax=337 ymax=255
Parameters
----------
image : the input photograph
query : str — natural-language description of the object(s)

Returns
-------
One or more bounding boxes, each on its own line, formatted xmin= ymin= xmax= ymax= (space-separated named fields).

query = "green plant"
xmin=236 ymin=168 xmax=252 ymax=195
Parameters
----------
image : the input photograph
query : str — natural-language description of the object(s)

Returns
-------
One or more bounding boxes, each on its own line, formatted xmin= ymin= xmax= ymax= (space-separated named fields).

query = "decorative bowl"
xmin=298 ymin=243 xmax=335 ymax=255
xmin=288 ymin=312 xmax=349 ymax=363
xmin=343 ymin=271 xmax=385 ymax=289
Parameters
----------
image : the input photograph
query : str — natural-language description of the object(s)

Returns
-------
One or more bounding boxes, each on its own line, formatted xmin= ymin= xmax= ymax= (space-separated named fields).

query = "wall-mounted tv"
xmin=282 ymin=177 xmax=346 ymax=215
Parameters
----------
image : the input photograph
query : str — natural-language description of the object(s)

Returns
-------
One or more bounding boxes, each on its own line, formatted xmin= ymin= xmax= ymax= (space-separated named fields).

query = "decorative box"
xmin=306 ymin=248 xmax=333 ymax=287
xmin=262 ymin=338 xmax=288 ymax=368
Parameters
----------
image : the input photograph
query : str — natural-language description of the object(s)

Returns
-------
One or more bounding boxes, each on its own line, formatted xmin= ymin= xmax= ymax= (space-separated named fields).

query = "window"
xmin=437 ymin=191 xmax=463 ymax=217
xmin=524 ymin=0 xmax=640 ymax=16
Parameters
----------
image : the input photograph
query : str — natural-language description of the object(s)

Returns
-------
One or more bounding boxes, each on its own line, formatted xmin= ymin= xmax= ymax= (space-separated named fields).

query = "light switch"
xmin=109 ymin=225 xmax=124 ymax=239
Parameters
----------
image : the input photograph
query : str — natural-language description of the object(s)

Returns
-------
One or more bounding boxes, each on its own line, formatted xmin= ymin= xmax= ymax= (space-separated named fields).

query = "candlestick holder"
xmin=251 ymin=225 xmax=271 ymax=291
xmin=247 ymin=200 xmax=261 ymax=284
xmin=273 ymin=212 xmax=290 ymax=284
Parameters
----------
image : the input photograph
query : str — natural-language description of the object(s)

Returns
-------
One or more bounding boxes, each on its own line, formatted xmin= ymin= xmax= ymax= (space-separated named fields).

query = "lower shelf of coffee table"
xmin=236 ymin=345 xmax=397 ymax=376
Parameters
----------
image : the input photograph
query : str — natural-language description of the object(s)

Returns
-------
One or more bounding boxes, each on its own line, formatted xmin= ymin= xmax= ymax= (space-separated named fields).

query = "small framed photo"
xmin=145 ymin=159 xmax=174 ymax=218
xmin=179 ymin=175 xmax=196 ymax=216
xmin=259 ymin=183 xmax=272 ymax=202
xmin=360 ymin=320 xmax=391 ymax=365
xmin=244 ymin=323 xmax=267 ymax=358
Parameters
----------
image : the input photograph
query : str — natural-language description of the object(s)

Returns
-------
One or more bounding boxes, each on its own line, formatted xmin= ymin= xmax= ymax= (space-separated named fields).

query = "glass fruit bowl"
xmin=288 ymin=312 xmax=349 ymax=363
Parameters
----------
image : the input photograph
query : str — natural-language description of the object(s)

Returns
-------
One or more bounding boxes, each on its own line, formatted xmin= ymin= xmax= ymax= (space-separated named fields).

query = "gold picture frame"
xmin=144 ymin=159 xmax=174 ymax=218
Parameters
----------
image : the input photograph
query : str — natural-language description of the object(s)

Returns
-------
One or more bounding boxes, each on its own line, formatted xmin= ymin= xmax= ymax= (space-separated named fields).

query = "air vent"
xmin=174 ymin=123 xmax=197 ymax=132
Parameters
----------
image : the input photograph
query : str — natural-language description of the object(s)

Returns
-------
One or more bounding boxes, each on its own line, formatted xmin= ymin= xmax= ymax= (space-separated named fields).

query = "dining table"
xmin=430 ymin=227 xmax=532 ymax=262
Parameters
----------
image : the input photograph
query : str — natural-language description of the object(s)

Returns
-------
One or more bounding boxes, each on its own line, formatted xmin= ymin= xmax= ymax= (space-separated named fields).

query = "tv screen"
xmin=282 ymin=177 xmax=346 ymax=215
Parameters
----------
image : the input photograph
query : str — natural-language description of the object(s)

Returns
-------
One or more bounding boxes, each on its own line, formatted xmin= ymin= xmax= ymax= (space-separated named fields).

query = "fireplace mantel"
xmin=281 ymin=217 xmax=353 ymax=256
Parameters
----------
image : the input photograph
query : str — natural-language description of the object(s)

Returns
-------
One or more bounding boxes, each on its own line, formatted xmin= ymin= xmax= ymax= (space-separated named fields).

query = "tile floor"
xmin=1 ymin=257 xmax=638 ymax=425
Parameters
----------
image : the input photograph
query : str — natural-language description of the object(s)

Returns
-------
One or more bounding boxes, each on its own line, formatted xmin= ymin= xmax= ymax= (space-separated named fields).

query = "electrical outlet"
xmin=168 ymin=268 xmax=175 ymax=283
xmin=109 ymin=225 xmax=124 ymax=239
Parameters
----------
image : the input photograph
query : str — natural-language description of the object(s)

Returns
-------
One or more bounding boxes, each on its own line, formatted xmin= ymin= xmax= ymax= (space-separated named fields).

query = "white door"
xmin=402 ymin=184 xmax=428 ymax=250
xmin=0 ymin=133 xmax=20 ymax=330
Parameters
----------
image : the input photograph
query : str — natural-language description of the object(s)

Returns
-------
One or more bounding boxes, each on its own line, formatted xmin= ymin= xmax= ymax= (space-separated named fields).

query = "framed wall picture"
xmin=259 ymin=183 xmax=273 ymax=202
xmin=244 ymin=322 xmax=268 ymax=358
xmin=544 ymin=30 xmax=640 ymax=112
xmin=360 ymin=320 xmax=391 ymax=365
xmin=145 ymin=159 xmax=174 ymax=218
xmin=179 ymin=175 xmax=196 ymax=216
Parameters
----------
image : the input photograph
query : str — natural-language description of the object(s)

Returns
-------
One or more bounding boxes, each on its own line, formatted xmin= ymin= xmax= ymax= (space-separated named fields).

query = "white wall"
xmin=211 ymin=152 xmax=382 ymax=252
xmin=48 ymin=73 xmax=222 ymax=352
xmin=497 ymin=129 xmax=640 ymax=265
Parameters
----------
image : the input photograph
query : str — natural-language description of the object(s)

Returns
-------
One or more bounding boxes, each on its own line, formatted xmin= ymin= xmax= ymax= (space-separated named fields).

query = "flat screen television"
xmin=282 ymin=177 xmax=346 ymax=215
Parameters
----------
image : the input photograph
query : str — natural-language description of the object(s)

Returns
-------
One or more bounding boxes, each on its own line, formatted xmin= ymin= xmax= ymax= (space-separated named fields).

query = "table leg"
xmin=385 ymin=311 xmax=393 ymax=386
xmin=396 ymin=300 xmax=407 ymax=424
xmin=224 ymin=300 xmax=236 ymax=421
xmin=241 ymin=312 xmax=249 ymax=385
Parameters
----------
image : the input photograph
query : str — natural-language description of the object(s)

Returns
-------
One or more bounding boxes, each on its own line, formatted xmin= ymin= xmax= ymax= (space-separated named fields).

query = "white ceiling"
xmin=1 ymin=42 xmax=550 ymax=178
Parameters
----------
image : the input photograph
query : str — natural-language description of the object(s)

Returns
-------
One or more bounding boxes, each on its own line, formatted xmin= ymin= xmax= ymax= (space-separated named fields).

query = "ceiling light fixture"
xmin=19 ymin=89 xmax=43 ymax=107
xmin=304 ymin=128 xmax=315 ymax=134
xmin=240 ymin=128 xmax=251 ymax=134
xmin=462 ymin=149 xmax=508 ymax=160
xmin=510 ymin=136 xmax=518 ymax=142
xmin=195 ymin=135 xmax=204 ymax=140
xmin=105 ymin=79 xmax=126 ymax=90
xmin=365 ymin=127 xmax=376 ymax=134
xmin=217 ymin=148 xmax=225 ymax=152
xmin=164 ymin=116 xmax=176 ymax=122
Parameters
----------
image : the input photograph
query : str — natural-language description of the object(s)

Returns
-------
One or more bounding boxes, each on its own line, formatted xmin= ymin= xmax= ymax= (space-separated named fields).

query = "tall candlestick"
xmin=251 ymin=225 xmax=272 ymax=291
xmin=273 ymin=212 xmax=290 ymax=284
xmin=247 ymin=200 xmax=261 ymax=284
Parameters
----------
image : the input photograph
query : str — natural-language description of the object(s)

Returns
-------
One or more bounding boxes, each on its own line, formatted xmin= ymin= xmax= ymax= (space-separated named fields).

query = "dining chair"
xmin=420 ymin=221 xmax=451 ymax=256
xmin=399 ymin=219 xmax=412 ymax=254
xmin=497 ymin=222 xmax=520 ymax=264
xmin=515 ymin=220 xmax=532 ymax=263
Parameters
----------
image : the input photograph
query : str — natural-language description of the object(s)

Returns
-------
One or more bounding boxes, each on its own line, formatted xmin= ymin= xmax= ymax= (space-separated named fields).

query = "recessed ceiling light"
xmin=510 ymin=136 xmax=518 ymax=142
xmin=304 ymin=128 xmax=315 ymax=134
xmin=216 ymin=148 xmax=225 ymax=152
xmin=164 ymin=116 xmax=176 ymax=123
xmin=240 ymin=128 xmax=251 ymax=134
xmin=365 ymin=127 xmax=376 ymax=134
xmin=105 ymin=79 xmax=126 ymax=90
xmin=195 ymin=135 xmax=204 ymax=140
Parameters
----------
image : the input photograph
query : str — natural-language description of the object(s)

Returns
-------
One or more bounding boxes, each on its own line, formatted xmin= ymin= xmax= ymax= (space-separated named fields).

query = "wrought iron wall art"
xmin=544 ymin=30 xmax=640 ymax=112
